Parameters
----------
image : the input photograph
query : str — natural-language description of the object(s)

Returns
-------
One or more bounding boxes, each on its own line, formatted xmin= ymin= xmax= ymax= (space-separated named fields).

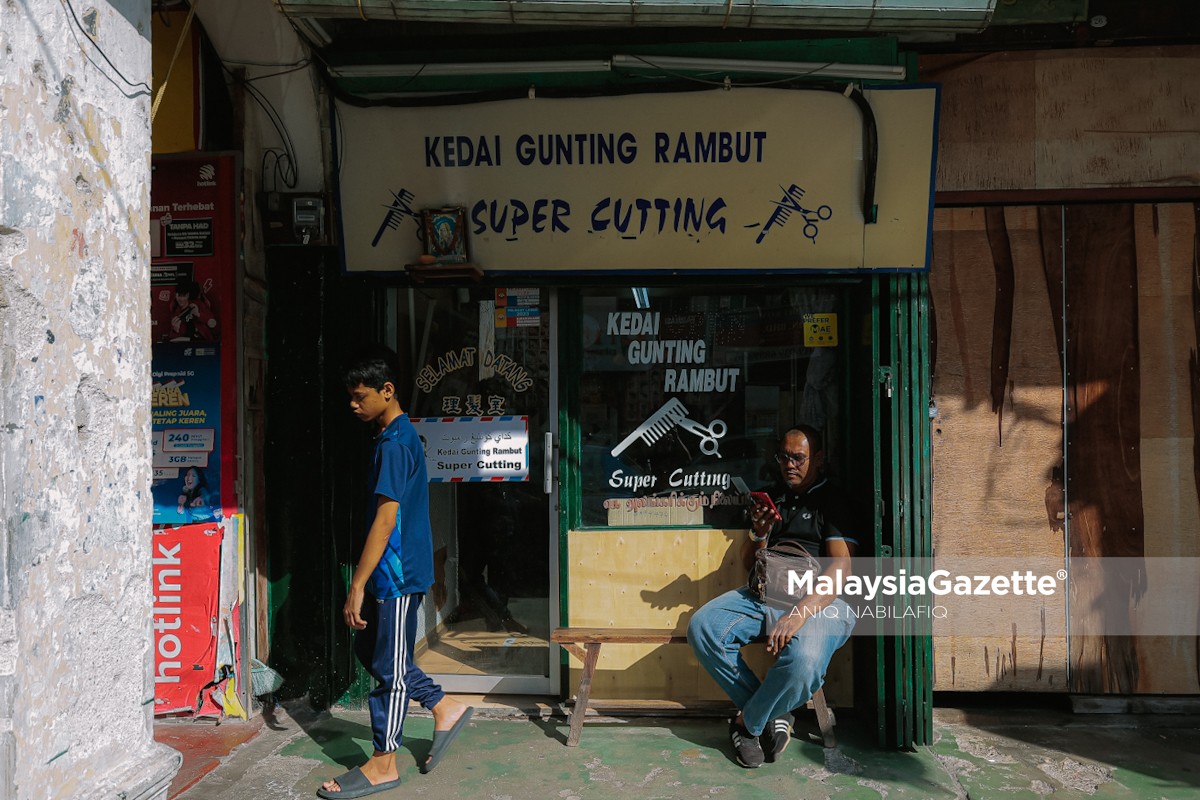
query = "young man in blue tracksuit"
xmin=319 ymin=345 xmax=473 ymax=799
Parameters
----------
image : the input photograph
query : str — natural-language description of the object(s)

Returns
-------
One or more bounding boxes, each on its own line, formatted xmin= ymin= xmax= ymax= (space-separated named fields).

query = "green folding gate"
xmin=871 ymin=274 xmax=934 ymax=749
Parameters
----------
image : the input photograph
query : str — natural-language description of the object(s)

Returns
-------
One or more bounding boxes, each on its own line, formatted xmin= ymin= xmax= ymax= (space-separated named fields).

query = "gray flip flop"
xmin=420 ymin=707 xmax=474 ymax=774
xmin=315 ymin=766 xmax=401 ymax=799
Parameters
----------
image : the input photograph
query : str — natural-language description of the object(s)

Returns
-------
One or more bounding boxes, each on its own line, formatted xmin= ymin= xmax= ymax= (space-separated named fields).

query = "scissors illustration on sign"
xmin=800 ymin=203 xmax=833 ymax=243
xmin=372 ymin=188 xmax=419 ymax=247
xmin=755 ymin=183 xmax=833 ymax=245
xmin=677 ymin=416 xmax=728 ymax=456
xmin=612 ymin=398 xmax=728 ymax=458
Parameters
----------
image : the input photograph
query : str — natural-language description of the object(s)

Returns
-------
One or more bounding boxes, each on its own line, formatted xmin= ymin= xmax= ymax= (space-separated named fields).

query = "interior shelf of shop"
xmin=403 ymin=262 xmax=483 ymax=282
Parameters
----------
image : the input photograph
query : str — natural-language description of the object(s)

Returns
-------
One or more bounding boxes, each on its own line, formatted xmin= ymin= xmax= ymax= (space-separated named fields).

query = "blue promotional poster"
xmin=152 ymin=343 xmax=222 ymax=524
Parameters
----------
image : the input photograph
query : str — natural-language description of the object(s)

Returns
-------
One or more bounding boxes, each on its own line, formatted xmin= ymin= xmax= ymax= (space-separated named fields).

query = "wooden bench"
xmin=550 ymin=627 xmax=837 ymax=748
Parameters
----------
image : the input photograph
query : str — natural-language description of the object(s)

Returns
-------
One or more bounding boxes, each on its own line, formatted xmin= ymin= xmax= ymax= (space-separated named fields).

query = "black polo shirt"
xmin=760 ymin=477 xmax=857 ymax=556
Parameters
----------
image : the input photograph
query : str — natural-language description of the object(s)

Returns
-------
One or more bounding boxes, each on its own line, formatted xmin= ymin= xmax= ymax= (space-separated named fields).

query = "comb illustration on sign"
xmin=611 ymin=397 xmax=727 ymax=459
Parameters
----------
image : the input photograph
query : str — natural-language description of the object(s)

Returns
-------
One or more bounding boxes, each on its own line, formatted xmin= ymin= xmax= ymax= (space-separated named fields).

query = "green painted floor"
xmin=174 ymin=700 xmax=1200 ymax=799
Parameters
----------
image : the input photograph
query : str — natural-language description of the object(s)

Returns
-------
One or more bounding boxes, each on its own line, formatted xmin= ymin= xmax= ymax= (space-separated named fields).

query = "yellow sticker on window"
xmin=804 ymin=313 xmax=838 ymax=347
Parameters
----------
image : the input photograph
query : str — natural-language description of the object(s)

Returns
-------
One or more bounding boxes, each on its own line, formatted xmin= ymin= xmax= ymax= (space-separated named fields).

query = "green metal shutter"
xmin=872 ymin=273 xmax=934 ymax=749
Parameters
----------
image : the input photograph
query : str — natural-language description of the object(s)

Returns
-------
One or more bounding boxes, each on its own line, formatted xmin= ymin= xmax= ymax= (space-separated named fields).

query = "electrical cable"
xmin=611 ymin=54 xmax=861 ymax=88
xmin=261 ymin=149 xmax=294 ymax=193
xmin=241 ymin=62 xmax=313 ymax=83
xmin=333 ymin=100 xmax=346 ymax=174
xmin=267 ymin=3 xmax=356 ymax=188
xmin=60 ymin=0 xmax=152 ymax=97
xmin=223 ymin=63 xmax=300 ymax=188
xmin=843 ymin=84 xmax=880 ymax=223
xmin=223 ymin=58 xmax=311 ymax=71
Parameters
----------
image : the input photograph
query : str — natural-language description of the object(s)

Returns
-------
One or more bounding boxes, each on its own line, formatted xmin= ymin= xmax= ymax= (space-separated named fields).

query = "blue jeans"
xmin=688 ymin=589 xmax=854 ymax=736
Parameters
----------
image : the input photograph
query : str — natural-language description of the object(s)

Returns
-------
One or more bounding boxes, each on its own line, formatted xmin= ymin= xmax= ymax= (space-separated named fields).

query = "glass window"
xmin=578 ymin=286 xmax=841 ymax=528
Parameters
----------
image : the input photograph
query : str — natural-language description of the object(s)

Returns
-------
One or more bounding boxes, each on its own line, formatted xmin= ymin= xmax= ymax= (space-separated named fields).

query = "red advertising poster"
xmin=151 ymin=154 xmax=239 ymax=514
xmin=152 ymin=524 xmax=222 ymax=715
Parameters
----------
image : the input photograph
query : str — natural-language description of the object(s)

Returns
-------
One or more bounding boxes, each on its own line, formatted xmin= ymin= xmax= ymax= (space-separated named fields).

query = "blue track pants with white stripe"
xmin=355 ymin=592 xmax=446 ymax=753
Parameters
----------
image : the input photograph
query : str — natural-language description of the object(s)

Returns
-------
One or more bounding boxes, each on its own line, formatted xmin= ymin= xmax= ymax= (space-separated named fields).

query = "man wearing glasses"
xmin=688 ymin=425 xmax=856 ymax=768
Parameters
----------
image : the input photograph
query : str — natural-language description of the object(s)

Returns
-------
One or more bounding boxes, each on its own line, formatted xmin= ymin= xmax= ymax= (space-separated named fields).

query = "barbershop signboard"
xmin=335 ymin=86 xmax=938 ymax=273
xmin=412 ymin=415 xmax=530 ymax=482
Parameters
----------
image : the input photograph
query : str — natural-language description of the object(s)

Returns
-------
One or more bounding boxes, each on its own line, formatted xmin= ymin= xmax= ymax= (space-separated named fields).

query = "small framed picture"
xmin=422 ymin=207 xmax=468 ymax=263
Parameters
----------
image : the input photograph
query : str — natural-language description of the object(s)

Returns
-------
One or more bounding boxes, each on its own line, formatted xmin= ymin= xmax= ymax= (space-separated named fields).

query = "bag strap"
xmin=764 ymin=538 xmax=812 ymax=558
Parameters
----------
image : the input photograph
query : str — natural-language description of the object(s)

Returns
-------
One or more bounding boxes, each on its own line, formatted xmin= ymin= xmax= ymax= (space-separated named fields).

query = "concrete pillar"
xmin=1 ymin=2 xmax=181 ymax=797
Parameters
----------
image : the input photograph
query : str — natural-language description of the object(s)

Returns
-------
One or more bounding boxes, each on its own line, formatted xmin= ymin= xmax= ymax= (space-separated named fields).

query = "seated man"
xmin=688 ymin=424 xmax=856 ymax=767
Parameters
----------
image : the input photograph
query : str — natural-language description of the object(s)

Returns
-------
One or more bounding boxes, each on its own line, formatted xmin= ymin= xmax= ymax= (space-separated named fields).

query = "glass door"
xmin=395 ymin=285 xmax=557 ymax=694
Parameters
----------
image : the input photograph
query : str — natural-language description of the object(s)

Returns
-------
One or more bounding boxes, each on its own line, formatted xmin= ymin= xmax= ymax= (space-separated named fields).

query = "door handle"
xmin=544 ymin=431 xmax=554 ymax=494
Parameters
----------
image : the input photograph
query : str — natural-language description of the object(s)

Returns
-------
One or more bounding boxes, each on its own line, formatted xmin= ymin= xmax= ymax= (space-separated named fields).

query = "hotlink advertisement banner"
xmin=152 ymin=523 xmax=222 ymax=715
xmin=152 ymin=344 xmax=222 ymax=525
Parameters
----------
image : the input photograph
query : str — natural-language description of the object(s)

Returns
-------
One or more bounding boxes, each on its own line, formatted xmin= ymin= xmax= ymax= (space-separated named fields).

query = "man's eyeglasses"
xmin=775 ymin=452 xmax=809 ymax=466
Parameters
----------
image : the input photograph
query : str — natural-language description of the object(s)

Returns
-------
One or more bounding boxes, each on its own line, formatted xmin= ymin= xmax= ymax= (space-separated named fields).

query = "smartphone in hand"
xmin=750 ymin=491 xmax=781 ymax=521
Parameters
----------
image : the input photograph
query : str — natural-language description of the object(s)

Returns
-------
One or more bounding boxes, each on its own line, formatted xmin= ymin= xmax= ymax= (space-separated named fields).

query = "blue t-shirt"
xmin=366 ymin=414 xmax=434 ymax=599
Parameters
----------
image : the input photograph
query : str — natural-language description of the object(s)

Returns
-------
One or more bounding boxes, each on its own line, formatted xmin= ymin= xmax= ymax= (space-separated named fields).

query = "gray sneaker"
xmin=729 ymin=718 xmax=765 ymax=768
xmin=763 ymin=712 xmax=794 ymax=759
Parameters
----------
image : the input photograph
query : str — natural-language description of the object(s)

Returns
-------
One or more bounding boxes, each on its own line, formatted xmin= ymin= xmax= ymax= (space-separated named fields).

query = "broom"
xmin=250 ymin=658 xmax=284 ymax=697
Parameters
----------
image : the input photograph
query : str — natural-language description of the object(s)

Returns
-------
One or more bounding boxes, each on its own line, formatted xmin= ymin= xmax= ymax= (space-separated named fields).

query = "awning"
xmin=276 ymin=0 xmax=996 ymax=33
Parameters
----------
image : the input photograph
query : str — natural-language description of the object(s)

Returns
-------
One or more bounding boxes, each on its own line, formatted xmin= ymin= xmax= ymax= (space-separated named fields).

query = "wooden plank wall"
xmin=1059 ymin=204 xmax=1145 ymax=693
xmin=924 ymin=46 xmax=1200 ymax=192
xmin=564 ymin=528 xmax=854 ymax=706
xmin=1132 ymin=205 xmax=1200 ymax=693
xmin=1065 ymin=204 xmax=1200 ymax=694
xmin=930 ymin=204 xmax=1200 ymax=694
xmin=926 ymin=43 xmax=1200 ymax=695
xmin=929 ymin=207 xmax=1069 ymax=691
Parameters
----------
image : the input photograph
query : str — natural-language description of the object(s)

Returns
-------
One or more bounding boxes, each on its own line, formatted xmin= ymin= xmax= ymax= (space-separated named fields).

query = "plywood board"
xmin=929 ymin=206 xmax=1069 ymax=691
xmin=925 ymin=47 xmax=1200 ymax=192
xmin=565 ymin=528 xmax=853 ymax=706
xmin=1136 ymin=204 xmax=1199 ymax=439
xmin=924 ymin=53 xmax=1038 ymax=192
xmin=1132 ymin=204 xmax=1200 ymax=694
xmin=1035 ymin=50 xmax=1200 ymax=190
xmin=936 ymin=636 xmax=1067 ymax=692
xmin=1061 ymin=204 xmax=1145 ymax=694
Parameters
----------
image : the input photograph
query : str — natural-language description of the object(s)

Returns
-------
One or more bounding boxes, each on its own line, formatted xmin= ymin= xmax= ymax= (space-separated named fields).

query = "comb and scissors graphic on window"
xmin=611 ymin=398 xmax=727 ymax=459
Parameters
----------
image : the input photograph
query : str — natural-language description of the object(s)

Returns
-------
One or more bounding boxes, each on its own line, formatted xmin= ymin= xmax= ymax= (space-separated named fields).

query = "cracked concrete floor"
xmin=173 ymin=701 xmax=1200 ymax=800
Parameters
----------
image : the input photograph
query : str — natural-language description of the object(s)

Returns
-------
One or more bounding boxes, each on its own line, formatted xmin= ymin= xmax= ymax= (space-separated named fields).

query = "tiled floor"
xmin=154 ymin=715 xmax=264 ymax=798
xmin=172 ymin=699 xmax=1200 ymax=800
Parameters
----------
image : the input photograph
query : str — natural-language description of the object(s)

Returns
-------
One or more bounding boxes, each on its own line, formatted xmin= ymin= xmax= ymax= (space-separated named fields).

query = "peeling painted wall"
xmin=1 ymin=2 xmax=180 ymax=798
